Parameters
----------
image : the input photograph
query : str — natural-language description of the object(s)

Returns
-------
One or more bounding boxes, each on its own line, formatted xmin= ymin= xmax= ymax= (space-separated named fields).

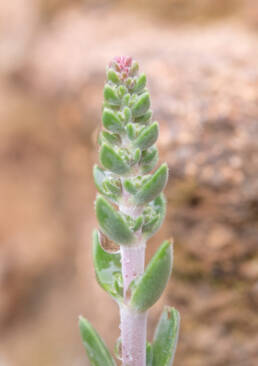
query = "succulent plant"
xmin=79 ymin=56 xmax=180 ymax=366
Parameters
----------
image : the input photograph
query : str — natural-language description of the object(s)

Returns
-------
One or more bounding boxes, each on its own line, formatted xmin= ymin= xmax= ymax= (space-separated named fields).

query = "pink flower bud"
xmin=110 ymin=56 xmax=133 ymax=79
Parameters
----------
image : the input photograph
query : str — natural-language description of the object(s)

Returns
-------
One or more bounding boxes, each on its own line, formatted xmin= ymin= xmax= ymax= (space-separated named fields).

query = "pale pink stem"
xmin=119 ymin=186 xmax=147 ymax=366
xmin=120 ymin=245 xmax=147 ymax=366
xmin=120 ymin=245 xmax=145 ymax=298
xmin=120 ymin=305 xmax=147 ymax=366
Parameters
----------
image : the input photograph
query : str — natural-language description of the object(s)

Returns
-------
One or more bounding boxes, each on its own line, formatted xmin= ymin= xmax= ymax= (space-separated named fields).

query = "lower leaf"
xmin=146 ymin=342 xmax=153 ymax=366
xmin=130 ymin=240 xmax=173 ymax=312
xmin=152 ymin=307 xmax=180 ymax=366
xmin=93 ymin=230 xmax=122 ymax=300
xmin=79 ymin=316 xmax=117 ymax=366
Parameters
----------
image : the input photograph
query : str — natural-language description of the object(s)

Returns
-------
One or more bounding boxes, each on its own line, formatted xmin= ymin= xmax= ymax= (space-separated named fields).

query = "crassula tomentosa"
xmin=79 ymin=56 xmax=180 ymax=366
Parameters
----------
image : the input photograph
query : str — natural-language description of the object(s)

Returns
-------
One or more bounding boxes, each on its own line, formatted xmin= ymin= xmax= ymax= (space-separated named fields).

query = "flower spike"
xmin=80 ymin=57 xmax=180 ymax=366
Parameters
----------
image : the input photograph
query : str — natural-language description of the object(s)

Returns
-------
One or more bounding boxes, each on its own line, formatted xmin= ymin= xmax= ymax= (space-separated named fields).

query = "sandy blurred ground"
xmin=0 ymin=1 xmax=258 ymax=365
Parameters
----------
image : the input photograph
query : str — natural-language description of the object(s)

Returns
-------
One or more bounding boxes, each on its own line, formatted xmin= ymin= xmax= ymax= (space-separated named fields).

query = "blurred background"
xmin=0 ymin=1 xmax=258 ymax=365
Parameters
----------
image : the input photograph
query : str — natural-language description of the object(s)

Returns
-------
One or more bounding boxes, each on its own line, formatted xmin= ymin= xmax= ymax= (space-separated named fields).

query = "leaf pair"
xmin=100 ymin=144 xmax=164 ymax=178
xmin=96 ymin=193 xmax=166 ymax=246
xmin=79 ymin=307 xmax=180 ymax=366
xmin=95 ymin=162 xmax=168 ymax=208
xmin=93 ymin=229 xmax=172 ymax=312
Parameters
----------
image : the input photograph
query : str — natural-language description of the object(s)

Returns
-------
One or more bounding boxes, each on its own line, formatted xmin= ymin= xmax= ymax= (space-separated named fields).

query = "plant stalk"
xmin=120 ymin=245 xmax=147 ymax=366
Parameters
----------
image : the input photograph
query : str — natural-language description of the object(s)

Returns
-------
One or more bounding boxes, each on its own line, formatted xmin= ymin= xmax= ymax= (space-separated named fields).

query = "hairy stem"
xmin=120 ymin=305 xmax=147 ymax=366
xmin=121 ymin=245 xmax=145 ymax=298
xmin=120 ymin=245 xmax=147 ymax=366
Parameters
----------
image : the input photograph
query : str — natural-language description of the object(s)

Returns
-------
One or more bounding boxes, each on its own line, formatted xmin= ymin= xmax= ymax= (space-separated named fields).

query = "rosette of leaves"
xmin=79 ymin=56 xmax=180 ymax=366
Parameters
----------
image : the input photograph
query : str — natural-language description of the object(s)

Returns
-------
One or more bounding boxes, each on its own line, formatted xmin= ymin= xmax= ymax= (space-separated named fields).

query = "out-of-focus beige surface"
xmin=0 ymin=1 xmax=258 ymax=365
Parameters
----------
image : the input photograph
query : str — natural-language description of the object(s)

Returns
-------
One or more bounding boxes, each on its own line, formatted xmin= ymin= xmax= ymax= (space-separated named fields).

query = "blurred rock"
xmin=0 ymin=0 xmax=39 ymax=73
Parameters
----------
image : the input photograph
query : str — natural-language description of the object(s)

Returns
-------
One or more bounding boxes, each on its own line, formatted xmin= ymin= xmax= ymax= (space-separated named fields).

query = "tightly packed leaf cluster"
xmin=79 ymin=57 xmax=180 ymax=366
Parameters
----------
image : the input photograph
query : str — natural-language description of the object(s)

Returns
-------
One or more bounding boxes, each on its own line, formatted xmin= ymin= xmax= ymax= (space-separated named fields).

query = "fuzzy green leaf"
xmin=133 ymin=73 xmax=147 ymax=93
xmin=118 ymin=85 xmax=127 ymax=98
xmin=123 ymin=107 xmax=132 ymax=123
xmin=132 ymin=148 xmax=141 ymax=165
xmin=135 ymin=110 xmax=152 ymax=123
xmin=107 ymin=70 xmax=120 ymax=84
xmin=134 ymin=122 xmax=159 ymax=150
xmin=93 ymin=165 xmax=120 ymax=202
xmin=132 ymin=92 xmax=150 ymax=118
xmin=96 ymin=195 xmax=135 ymax=245
xmin=142 ymin=214 xmax=160 ymax=233
xmin=131 ymin=60 xmax=139 ymax=75
xmin=122 ymin=93 xmax=130 ymax=106
xmin=132 ymin=216 xmax=143 ymax=232
xmin=126 ymin=123 xmax=136 ymax=140
xmin=101 ymin=131 xmax=121 ymax=146
xmin=124 ymin=179 xmax=137 ymax=195
xmin=141 ymin=147 xmax=158 ymax=164
xmin=79 ymin=316 xmax=117 ymax=366
xmin=140 ymin=146 xmax=159 ymax=174
xmin=104 ymin=85 xmax=120 ymax=105
xmin=100 ymin=144 xmax=130 ymax=175
xmin=134 ymin=164 xmax=168 ymax=205
xmin=104 ymin=180 xmax=121 ymax=195
xmin=130 ymin=240 xmax=173 ymax=312
xmin=93 ymin=165 xmax=106 ymax=195
xmin=143 ymin=194 xmax=166 ymax=239
xmin=152 ymin=307 xmax=180 ymax=366
xmin=93 ymin=230 xmax=122 ymax=299
xmin=146 ymin=342 xmax=153 ymax=366
xmin=102 ymin=109 xmax=123 ymax=133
